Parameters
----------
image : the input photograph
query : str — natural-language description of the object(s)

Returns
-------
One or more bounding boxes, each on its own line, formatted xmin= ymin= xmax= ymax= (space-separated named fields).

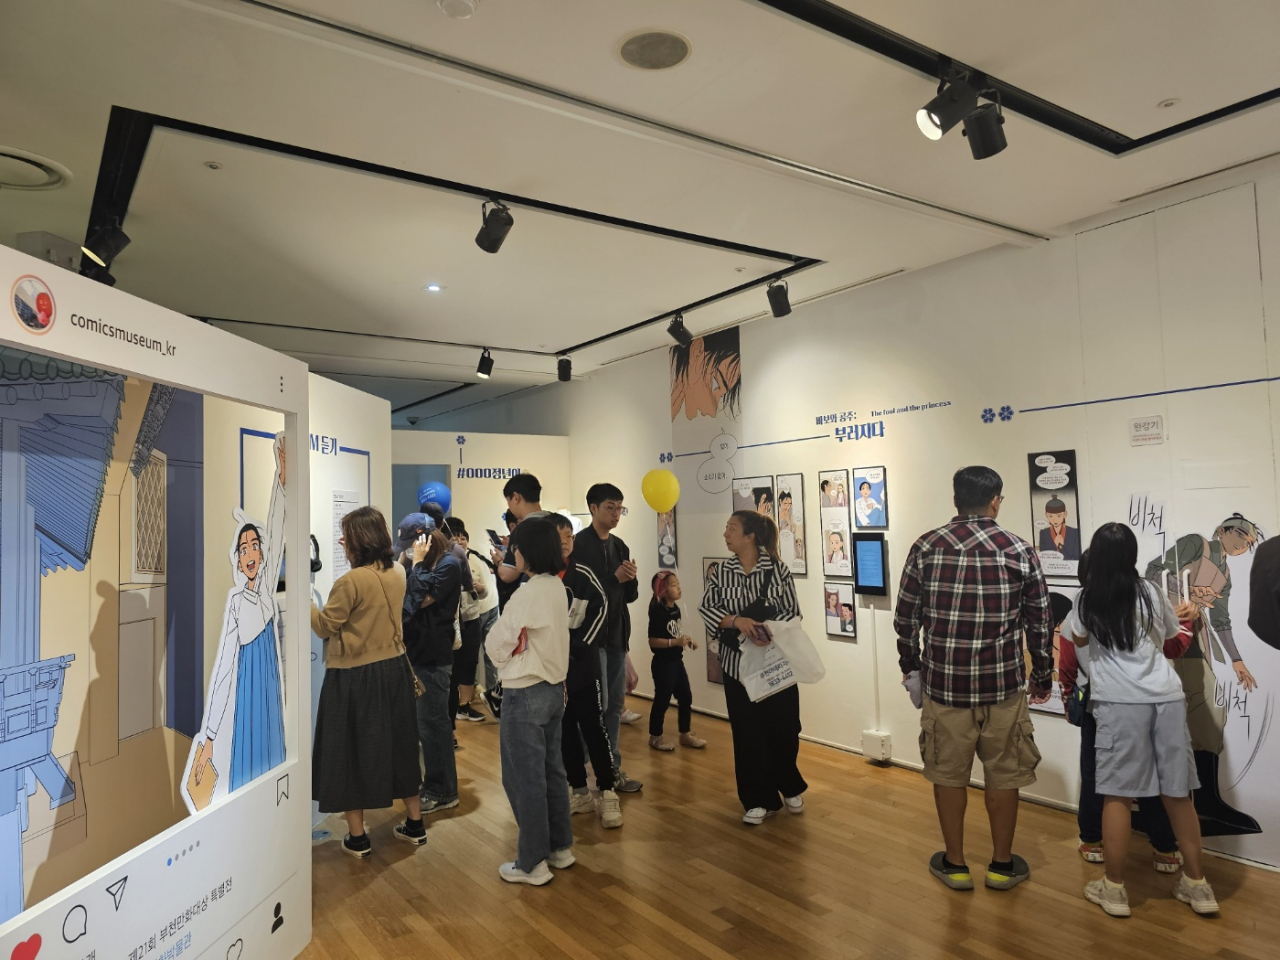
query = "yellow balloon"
xmin=641 ymin=469 xmax=680 ymax=514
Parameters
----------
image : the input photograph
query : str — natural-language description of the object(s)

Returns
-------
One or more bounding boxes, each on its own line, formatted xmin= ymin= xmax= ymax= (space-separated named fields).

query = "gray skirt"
xmin=313 ymin=656 xmax=422 ymax=813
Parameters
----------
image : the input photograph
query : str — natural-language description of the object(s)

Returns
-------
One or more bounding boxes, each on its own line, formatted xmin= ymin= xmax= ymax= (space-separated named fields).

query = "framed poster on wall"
xmin=657 ymin=507 xmax=677 ymax=570
xmin=1028 ymin=450 xmax=1081 ymax=578
xmin=823 ymin=582 xmax=857 ymax=640
xmin=731 ymin=475 xmax=775 ymax=522
xmin=775 ymin=473 xmax=806 ymax=576
xmin=702 ymin=557 xmax=730 ymax=684
xmin=852 ymin=465 xmax=888 ymax=529
xmin=818 ymin=468 xmax=852 ymax=577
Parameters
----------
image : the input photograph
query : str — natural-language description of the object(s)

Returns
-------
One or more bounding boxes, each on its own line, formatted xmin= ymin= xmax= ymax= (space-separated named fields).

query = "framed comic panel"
xmin=775 ymin=473 xmax=806 ymax=576
xmin=817 ymin=468 xmax=852 ymax=577
xmin=823 ymin=582 xmax=857 ymax=641
xmin=852 ymin=465 xmax=888 ymax=529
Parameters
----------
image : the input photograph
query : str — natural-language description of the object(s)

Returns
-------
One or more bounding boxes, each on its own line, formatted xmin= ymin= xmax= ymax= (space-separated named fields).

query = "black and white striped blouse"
xmin=699 ymin=554 xmax=801 ymax=680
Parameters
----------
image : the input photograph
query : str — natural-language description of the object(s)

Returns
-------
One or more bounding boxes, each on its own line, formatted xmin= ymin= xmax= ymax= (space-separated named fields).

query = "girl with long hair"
xmin=1064 ymin=522 xmax=1218 ymax=918
xmin=699 ymin=510 xmax=804 ymax=824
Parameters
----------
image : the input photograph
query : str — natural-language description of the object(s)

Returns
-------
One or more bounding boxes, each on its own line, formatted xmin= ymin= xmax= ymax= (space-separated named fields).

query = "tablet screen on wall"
xmin=853 ymin=534 xmax=888 ymax=596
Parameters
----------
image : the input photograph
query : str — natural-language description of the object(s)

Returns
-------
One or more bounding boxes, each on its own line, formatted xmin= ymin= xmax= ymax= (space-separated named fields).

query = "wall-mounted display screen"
xmin=852 ymin=533 xmax=888 ymax=596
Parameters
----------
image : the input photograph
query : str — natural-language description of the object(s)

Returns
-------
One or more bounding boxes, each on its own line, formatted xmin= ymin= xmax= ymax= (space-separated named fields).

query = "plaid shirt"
xmin=894 ymin=516 xmax=1053 ymax=707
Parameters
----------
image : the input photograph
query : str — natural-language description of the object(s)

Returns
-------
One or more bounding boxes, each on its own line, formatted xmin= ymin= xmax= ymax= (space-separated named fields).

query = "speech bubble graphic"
xmin=62 ymin=904 xmax=87 ymax=943
xmin=861 ymin=468 xmax=884 ymax=485
xmin=1037 ymin=474 xmax=1070 ymax=490
xmin=226 ymin=939 xmax=244 ymax=960
xmin=709 ymin=432 xmax=738 ymax=459
xmin=1034 ymin=455 xmax=1056 ymax=467
xmin=1045 ymin=463 xmax=1071 ymax=475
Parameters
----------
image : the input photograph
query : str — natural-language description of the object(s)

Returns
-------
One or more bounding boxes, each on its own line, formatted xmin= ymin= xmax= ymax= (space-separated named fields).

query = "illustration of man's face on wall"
xmin=1046 ymin=507 xmax=1068 ymax=531
xmin=1219 ymin=526 xmax=1257 ymax=556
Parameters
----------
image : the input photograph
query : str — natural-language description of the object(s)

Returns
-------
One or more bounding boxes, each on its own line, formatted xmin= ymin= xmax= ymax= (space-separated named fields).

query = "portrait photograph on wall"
xmin=852 ymin=466 xmax=888 ymax=529
xmin=775 ymin=473 xmax=806 ymax=576
xmin=824 ymin=582 xmax=857 ymax=640
xmin=818 ymin=469 xmax=853 ymax=577
xmin=731 ymin=475 xmax=775 ymax=523
xmin=1028 ymin=450 xmax=1082 ymax=578
xmin=657 ymin=507 xmax=677 ymax=571
xmin=701 ymin=557 xmax=729 ymax=684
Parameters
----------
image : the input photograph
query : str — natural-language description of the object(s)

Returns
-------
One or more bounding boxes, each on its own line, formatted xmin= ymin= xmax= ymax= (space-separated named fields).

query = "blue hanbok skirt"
xmin=230 ymin=619 xmax=286 ymax=791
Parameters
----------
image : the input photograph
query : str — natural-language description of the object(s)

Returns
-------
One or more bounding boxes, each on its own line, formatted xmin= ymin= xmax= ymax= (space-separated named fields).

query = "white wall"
xmin=417 ymin=158 xmax=1280 ymax=864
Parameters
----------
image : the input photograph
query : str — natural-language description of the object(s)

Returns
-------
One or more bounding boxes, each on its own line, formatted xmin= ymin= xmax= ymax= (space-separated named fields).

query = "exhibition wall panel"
xmin=426 ymin=158 xmax=1280 ymax=867
xmin=0 ymin=244 xmax=314 ymax=958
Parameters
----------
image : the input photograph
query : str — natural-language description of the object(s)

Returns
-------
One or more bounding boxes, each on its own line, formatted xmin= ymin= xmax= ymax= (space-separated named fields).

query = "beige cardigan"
xmin=310 ymin=563 xmax=407 ymax=669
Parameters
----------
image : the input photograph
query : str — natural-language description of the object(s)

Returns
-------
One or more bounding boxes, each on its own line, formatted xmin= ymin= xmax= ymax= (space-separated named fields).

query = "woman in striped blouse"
xmin=700 ymin=511 xmax=805 ymax=824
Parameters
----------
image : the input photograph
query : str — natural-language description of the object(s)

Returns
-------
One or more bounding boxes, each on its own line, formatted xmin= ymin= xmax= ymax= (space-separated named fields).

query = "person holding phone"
xmin=699 ymin=511 xmax=803 ymax=824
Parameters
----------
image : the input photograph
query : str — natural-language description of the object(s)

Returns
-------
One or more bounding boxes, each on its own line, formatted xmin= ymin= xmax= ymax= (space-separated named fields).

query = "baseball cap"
xmin=396 ymin=512 xmax=435 ymax=553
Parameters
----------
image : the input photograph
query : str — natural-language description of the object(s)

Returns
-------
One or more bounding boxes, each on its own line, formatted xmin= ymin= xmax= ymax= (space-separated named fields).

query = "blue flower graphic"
xmin=981 ymin=408 xmax=996 ymax=424
xmin=456 ymin=435 xmax=466 ymax=445
xmin=998 ymin=405 xmax=1014 ymax=422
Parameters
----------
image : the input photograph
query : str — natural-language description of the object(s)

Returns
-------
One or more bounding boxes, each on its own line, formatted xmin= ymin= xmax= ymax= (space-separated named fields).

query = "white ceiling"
xmin=1 ymin=0 xmax=1277 ymax=425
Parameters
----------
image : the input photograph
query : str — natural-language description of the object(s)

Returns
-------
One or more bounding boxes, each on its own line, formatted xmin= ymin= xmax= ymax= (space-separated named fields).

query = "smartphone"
xmin=752 ymin=624 xmax=772 ymax=645
xmin=486 ymin=529 xmax=504 ymax=549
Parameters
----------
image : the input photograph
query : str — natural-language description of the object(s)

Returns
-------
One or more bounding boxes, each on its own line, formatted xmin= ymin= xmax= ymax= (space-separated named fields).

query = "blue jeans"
xmin=415 ymin=663 xmax=457 ymax=804
xmin=1078 ymin=708 xmax=1176 ymax=850
xmin=500 ymin=682 xmax=573 ymax=872
xmin=599 ymin=645 xmax=626 ymax=771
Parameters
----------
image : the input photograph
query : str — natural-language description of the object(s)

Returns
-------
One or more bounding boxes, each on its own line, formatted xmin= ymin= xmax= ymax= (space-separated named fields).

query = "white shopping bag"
xmin=766 ymin=619 xmax=825 ymax=684
xmin=738 ymin=635 xmax=798 ymax=702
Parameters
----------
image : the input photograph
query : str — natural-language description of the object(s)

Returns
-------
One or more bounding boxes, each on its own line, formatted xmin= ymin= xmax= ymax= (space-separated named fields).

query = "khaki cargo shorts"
xmin=919 ymin=691 xmax=1041 ymax=790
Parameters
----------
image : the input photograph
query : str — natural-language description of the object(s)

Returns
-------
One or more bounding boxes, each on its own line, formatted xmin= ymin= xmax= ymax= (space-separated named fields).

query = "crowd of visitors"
xmin=305 ymin=463 xmax=1270 ymax=916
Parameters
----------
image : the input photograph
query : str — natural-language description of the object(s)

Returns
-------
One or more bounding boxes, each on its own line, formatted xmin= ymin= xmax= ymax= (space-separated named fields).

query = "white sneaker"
xmin=1173 ymin=875 xmax=1220 ymax=915
xmin=568 ymin=790 xmax=594 ymax=815
xmin=784 ymin=795 xmax=805 ymax=814
xmin=597 ymin=790 xmax=623 ymax=829
xmin=1084 ymin=879 xmax=1131 ymax=918
xmin=499 ymin=861 xmax=553 ymax=886
xmin=742 ymin=807 xmax=776 ymax=825
xmin=547 ymin=847 xmax=576 ymax=869
xmin=620 ymin=709 xmax=643 ymax=725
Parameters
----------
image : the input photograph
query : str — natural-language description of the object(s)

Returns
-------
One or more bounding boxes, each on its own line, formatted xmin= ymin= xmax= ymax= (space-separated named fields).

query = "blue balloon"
xmin=417 ymin=481 xmax=452 ymax=515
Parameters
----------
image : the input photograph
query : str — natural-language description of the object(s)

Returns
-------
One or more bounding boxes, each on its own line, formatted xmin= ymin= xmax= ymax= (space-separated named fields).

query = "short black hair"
xmin=859 ymin=481 xmax=871 ymax=492
xmin=544 ymin=513 xmax=574 ymax=532
xmin=511 ymin=516 xmax=565 ymax=575
xmin=778 ymin=489 xmax=792 ymax=503
xmin=422 ymin=503 xmax=446 ymax=527
xmin=442 ymin=516 xmax=467 ymax=539
xmin=586 ymin=483 xmax=624 ymax=507
xmin=503 ymin=509 xmax=518 ymax=530
xmin=1045 ymin=497 xmax=1066 ymax=514
xmin=953 ymin=466 xmax=1003 ymax=513
xmin=503 ymin=473 xmax=541 ymax=502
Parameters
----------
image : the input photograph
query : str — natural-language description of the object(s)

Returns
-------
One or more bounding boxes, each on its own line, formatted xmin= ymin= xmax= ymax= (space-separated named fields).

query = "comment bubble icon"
xmin=1034 ymin=455 xmax=1056 ymax=467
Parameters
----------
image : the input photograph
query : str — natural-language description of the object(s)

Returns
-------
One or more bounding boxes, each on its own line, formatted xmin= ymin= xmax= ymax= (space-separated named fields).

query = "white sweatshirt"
xmin=484 ymin=573 xmax=569 ymax=689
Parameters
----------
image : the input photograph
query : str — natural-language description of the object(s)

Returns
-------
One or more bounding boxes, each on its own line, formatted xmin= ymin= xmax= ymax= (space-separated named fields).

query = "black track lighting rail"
xmin=755 ymin=0 xmax=1280 ymax=156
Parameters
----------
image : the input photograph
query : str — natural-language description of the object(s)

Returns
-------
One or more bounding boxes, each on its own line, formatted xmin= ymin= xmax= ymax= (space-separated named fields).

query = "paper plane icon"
xmin=107 ymin=877 xmax=127 ymax=911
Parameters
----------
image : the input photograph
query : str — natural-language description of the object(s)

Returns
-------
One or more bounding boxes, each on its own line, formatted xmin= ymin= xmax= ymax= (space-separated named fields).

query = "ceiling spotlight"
xmin=81 ymin=262 xmax=117 ymax=287
xmin=666 ymin=315 xmax=693 ymax=347
xmin=81 ymin=216 xmax=130 ymax=267
xmin=767 ymin=279 xmax=791 ymax=318
xmin=916 ymin=76 xmax=979 ymax=141
xmin=962 ymin=101 xmax=1007 ymax=160
xmin=475 ymin=199 xmax=513 ymax=254
xmin=425 ymin=283 xmax=442 ymax=292
xmin=557 ymin=356 xmax=572 ymax=382
xmin=476 ymin=348 xmax=494 ymax=379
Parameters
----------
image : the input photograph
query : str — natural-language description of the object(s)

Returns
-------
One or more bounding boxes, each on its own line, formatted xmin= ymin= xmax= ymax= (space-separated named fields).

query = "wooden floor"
xmin=301 ymin=696 xmax=1280 ymax=960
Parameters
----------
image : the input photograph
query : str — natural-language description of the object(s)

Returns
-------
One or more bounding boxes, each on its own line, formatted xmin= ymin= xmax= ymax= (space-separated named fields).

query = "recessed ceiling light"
xmin=618 ymin=30 xmax=692 ymax=70
xmin=204 ymin=161 xmax=222 ymax=170
xmin=438 ymin=0 xmax=477 ymax=19
xmin=424 ymin=284 xmax=443 ymax=292
xmin=1158 ymin=98 xmax=1181 ymax=109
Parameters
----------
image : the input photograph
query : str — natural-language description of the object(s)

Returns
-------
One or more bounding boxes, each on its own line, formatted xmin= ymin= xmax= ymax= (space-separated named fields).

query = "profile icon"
xmin=11 ymin=275 xmax=56 ymax=334
xmin=272 ymin=902 xmax=284 ymax=934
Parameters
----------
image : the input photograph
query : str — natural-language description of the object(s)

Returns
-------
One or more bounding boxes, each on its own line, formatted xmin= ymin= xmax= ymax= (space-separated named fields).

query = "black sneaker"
xmin=394 ymin=819 xmax=427 ymax=846
xmin=342 ymin=834 xmax=372 ymax=859
xmin=985 ymin=854 xmax=1031 ymax=890
xmin=483 ymin=688 xmax=502 ymax=719
xmin=457 ymin=703 xmax=487 ymax=722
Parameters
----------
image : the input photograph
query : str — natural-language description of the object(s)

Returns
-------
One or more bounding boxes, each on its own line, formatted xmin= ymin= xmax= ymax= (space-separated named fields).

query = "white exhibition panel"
xmin=420 ymin=164 xmax=1280 ymax=867
xmin=0 ymin=244 xmax=313 ymax=959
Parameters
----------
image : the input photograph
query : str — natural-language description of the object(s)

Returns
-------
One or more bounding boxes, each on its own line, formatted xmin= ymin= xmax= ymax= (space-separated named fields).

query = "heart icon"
xmin=226 ymin=938 xmax=243 ymax=960
xmin=11 ymin=934 xmax=41 ymax=960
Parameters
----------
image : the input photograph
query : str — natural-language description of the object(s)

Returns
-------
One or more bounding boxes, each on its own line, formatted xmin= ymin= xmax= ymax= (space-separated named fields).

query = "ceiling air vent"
xmin=0 ymin=147 xmax=71 ymax=190
xmin=618 ymin=31 xmax=691 ymax=70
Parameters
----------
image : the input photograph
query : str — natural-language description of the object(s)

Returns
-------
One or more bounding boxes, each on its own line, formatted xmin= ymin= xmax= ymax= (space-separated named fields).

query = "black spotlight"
xmin=916 ymin=77 xmax=979 ymax=141
xmin=476 ymin=348 xmax=494 ymax=379
xmin=81 ymin=216 xmax=131 ymax=267
xmin=557 ymin=356 xmax=572 ymax=382
xmin=767 ymin=279 xmax=791 ymax=318
xmin=962 ymin=102 xmax=1007 ymax=159
xmin=475 ymin=200 xmax=513 ymax=254
xmin=81 ymin=262 xmax=117 ymax=287
xmin=666 ymin=315 xmax=693 ymax=347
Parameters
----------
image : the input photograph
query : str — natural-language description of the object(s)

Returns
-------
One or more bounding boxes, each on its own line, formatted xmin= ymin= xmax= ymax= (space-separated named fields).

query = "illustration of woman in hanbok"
xmin=184 ymin=438 xmax=287 ymax=812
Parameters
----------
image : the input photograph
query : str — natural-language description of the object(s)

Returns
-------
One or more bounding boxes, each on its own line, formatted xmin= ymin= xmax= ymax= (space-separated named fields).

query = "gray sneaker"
xmin=984 ymin=854 xmax=1031 ymax=890
xmin=1084 ymin=878 xmax=1131 ymax=917
xmin=1173 ymin=875 xmax=1220 ymax=915
xmin=613 ymin=770 xmax=643 ymax=793
xmin=420 ymin=797 xmax=460 ymax=814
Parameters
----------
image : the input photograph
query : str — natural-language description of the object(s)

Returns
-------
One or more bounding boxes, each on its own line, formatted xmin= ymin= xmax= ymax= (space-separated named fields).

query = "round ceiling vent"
xmin=0 ymin=147 xmax=71 ymax=191
xmin=618 ymin=30 xmax=692 ymax=70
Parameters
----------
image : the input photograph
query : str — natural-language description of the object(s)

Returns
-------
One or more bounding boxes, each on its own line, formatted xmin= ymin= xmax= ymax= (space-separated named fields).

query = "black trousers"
xmin=561 ymin=678 xmax=616 ymax=792
xmin=723 ymin=674 xmax=807 ymax=812
xmin=649 ymin=655 xmax=693 ymax=736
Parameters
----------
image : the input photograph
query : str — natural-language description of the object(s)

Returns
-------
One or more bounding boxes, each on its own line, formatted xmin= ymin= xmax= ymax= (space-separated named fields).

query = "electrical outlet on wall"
xmin=861 ymin=730 xmax=892 ymax=762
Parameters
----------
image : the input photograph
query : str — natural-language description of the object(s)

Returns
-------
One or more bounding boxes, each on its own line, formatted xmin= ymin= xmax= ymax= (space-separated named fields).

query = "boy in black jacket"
xmin=546 ymin=513 xmax=622 ymax=829
xmin=573 ymin=483 xmax=643 ymax=793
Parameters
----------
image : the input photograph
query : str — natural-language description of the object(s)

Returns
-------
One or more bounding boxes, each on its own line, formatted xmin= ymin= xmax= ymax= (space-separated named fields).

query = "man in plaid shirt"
xmin=895 ymin=466 xmax=1053 ymax=894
